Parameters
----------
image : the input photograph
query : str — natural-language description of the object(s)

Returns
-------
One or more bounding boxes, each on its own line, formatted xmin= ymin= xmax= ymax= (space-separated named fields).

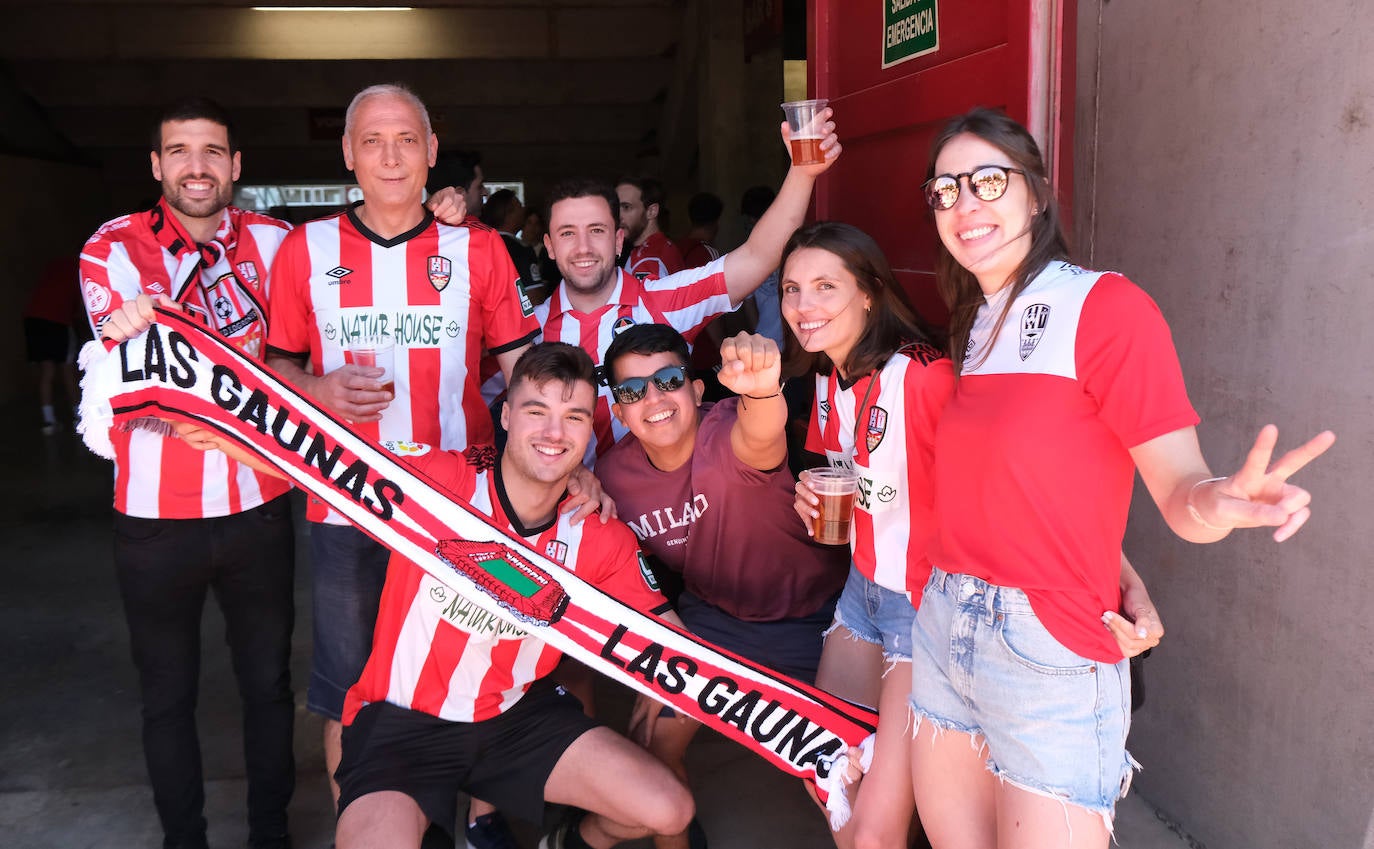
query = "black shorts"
xmin=677 ymin=590 xmax=838 ymax=685
xmin=336 ymin=680 xmax=599 ymax=836
xmin=24 ymin=318 xmax=70 ymax=364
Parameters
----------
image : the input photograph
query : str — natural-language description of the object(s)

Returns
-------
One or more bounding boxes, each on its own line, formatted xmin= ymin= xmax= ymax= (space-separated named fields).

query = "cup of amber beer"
xmin=804 ymin=466 xmax=859 ymax=545
xmin=780 ymin=99 xmax=830 ymax=166
xmin=345 ymin=335 xmax=396 ymax=396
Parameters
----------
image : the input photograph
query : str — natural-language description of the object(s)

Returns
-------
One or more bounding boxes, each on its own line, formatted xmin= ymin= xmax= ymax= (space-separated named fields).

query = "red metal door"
xmin=809 ymin=0 xmax=1077 ymax=321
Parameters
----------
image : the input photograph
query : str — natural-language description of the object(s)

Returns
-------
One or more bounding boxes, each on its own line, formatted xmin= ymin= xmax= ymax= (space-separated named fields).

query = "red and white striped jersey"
xmin=343 ymin=443 xmax=667 ymax=724
xmin=807 ymin=344 xmax=955 ymax=596
xmin=266 ymin=205 xmax=539 ymax=523
xmin=535 ymin=259 xmax=732 ymax=462
xmin=79 ymin=201 xmax=292 ymax=519
xmin=627 ymin=231 xmax=685 ymax=281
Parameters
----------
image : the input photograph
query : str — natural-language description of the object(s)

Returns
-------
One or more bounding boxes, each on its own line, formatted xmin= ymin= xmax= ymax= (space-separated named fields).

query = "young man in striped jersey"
xmin=535 ymin=109 xmax=842 ymax=464
xmin=333 ymin=343 xmax=691 ymax=849
xmin=80 ymin=96 xmax=296 ymax=849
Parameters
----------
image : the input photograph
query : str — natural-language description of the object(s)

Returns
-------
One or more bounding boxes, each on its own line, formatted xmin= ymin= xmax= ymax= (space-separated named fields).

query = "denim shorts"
xmin=909 ymin=567 xmax=1136 ymax=822
xmin=307 ymin=523 xmax=392 ymax=720
xmin=828 ymin=566 xmax=916 ymax=662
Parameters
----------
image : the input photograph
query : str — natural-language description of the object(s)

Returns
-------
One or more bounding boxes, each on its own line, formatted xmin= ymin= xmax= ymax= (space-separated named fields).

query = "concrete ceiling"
xmin=0 ymin=0 xmax=693 ymax=204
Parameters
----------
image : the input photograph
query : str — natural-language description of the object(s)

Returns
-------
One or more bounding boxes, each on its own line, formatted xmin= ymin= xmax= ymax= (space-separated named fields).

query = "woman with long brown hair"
xmin=907 ymin=107 xmax=1333 ymax=849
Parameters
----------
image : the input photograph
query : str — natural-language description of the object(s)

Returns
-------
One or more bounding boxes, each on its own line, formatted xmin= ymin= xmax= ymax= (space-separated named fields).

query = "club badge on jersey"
xmin=1020 ymin=303 xmax=1051 ymax=360
xmin=865 ymin=406 xmax=888 ymax=453
xmin=428 ymin=255 xmax=452 ymax=292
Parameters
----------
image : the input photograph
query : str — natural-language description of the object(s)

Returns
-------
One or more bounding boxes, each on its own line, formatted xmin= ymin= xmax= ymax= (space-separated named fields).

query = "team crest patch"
xmin=546 ymin=540 xmax=569 ymax=564
xmin=83 ymin=279 xmax=110 ymax=314
xmin=1019 ymin=304 xmax=1050 ymax=360
xmin=612 ymin=316 xmax=636 ymax=336
xmin=381 ymin=440 xmax=432 ymax=457
xmin=637 ymin=552 xmax=660 ymax=591
xmin=428 ymin=256 xmax=452 ymax=292
xmin=865 ymin=405 xmax=888 ymax=453
xmin=235 ymin=260 xmax=259 ymax=288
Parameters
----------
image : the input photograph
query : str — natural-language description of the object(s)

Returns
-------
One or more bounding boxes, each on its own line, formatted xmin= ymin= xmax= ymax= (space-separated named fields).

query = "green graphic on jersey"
xmin=480 ymin=556 xmax=541 ymax=598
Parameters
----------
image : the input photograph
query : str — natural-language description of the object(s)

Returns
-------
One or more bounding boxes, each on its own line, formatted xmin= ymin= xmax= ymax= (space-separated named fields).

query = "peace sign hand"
xmin=1204 ymin=425 xmax=1336 ymax=542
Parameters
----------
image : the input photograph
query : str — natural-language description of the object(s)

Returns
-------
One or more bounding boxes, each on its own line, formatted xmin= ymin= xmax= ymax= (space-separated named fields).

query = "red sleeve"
xmin=79 ymin=221 xmax=141 ymax=345
xmin=804 ymin=374 xmax=825 ymax=455
xmin=265 ymin=228 xmax=314 ymax=359
xmin=1076 ymin=274 xmax=1199 ymax=448
xmin=584 ymin=522 xmax=671 ymax=614
xmin=472 ymin=227 xmax=540 ymax=354
xmin=393 ymin=443 xmax=488 ymax=503
xmin=901 ymin=350 xmax=954 ymax=594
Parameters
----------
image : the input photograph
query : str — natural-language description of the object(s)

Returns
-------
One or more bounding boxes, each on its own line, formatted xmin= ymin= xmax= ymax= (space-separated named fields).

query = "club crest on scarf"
xmin=235 ymin=260 xmax=260 ymax=289
xmin=1020 ymin=303 xmax=1050 ymax=360
xmin=428 ymin=255 xmax=452 ymax=292
xmin=865 ymin=406 xmax=888 ymax=453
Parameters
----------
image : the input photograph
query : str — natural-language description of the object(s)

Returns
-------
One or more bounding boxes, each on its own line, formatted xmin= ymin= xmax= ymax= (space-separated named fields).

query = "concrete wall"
xmin=1073 ymin=2 xmax=1373 ymax=847
xmin=0 ymin=153 xmax=107 ymax=404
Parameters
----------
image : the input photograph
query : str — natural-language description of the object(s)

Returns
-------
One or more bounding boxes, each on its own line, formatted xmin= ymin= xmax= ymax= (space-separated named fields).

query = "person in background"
xmin=482 ymin=188 xmax=547 ymax=305
xmin=617 ymin=176 xmax=685 ymax=280
xmin=23 ymin=254 xmax=82 ymax=434
xmin=678 ymin=192 xmax=723 ymax=269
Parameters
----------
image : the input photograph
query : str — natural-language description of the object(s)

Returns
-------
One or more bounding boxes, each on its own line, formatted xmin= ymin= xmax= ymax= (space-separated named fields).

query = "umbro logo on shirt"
xmin=326 ymin=266 xmax=353 ymax=283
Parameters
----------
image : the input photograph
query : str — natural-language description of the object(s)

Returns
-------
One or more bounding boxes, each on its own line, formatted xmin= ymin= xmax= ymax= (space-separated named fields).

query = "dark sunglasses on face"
xmin=922 ymin=165 xmax=1027 ymax=211
xmin=609 ymin=365 xmax=689 ymax=405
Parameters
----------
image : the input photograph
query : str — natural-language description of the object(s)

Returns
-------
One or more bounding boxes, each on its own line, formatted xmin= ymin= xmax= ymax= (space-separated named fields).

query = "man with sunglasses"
xmin=535 ymin=113 xmax=842 ymax=464
xmin=596 ymin=324 xmax=848 ymax=849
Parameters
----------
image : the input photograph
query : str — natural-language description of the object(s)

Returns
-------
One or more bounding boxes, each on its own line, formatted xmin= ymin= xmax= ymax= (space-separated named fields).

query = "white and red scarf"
xmin=78 ymin=308 xmax=876 ymax=824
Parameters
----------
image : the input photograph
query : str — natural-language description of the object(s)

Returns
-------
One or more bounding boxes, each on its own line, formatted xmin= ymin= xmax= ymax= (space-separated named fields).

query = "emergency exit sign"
xmin=882 ymin=0 xmax=938 ymax=68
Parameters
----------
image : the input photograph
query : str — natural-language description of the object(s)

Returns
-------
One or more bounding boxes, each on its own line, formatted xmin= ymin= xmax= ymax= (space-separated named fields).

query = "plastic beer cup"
xmin=780 ymin=99 xmax=830 ymax=166
xmin=805 ymin=466 xmax=859 ymax=545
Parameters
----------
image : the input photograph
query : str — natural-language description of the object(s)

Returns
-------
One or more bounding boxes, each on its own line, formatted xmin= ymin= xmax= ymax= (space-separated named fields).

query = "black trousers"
xmin=113 ymin=495 xmax=296 ymax=849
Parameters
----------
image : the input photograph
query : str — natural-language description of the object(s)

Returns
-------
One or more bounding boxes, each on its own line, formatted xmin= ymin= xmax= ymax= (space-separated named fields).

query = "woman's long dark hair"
xmin=928 ymin=107 xmax=1071 ymax=375
xmin=779 ymin=221 xmax=940 ymax=381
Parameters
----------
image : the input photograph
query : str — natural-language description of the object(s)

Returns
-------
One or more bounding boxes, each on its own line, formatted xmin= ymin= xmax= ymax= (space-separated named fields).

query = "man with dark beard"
xmin=79 ymin=96 xmax=297 ymax=849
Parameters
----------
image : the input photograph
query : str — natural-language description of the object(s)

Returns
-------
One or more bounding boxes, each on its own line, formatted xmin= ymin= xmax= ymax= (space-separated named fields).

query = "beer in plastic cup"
xmin=345 ymin=336 xmax=396 ymax=396
xmin=805 ymin=466 xmax=859 ymax=545
xmin=780 ymin=99 xmax=830 ymax=166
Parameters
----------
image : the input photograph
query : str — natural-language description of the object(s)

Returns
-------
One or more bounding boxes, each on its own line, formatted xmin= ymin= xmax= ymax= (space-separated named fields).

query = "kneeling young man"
xmin=97 ymin=299 xmax=691 ymax=849
xmin=333 ymin=342 xmax=692 ymax=849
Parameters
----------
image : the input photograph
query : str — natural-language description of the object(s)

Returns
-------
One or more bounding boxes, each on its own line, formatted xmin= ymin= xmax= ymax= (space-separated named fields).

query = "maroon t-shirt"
xmin=600 ymin=399 xmax=848 ymax=621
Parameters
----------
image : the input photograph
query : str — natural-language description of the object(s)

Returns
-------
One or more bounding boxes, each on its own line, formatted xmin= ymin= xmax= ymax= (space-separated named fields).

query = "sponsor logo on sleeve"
xmin=83 ymin=279 xmax=110 ymax=315
xmin=637 ymin=551 xmax=660 ymax=592
xmin=381 ymin=440 xmax=432 ymax=457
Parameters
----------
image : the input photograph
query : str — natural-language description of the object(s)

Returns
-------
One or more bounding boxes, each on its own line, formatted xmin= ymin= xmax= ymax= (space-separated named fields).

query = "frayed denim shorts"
xmin=909 ymin=567 xmax=1137 ymax=822
xmin=828 ymin=565 xmax=916 ymax=662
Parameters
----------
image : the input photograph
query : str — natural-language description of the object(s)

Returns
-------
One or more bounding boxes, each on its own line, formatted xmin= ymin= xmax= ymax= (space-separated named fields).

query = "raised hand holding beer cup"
xmin=780 ymin=99 xmax=841 ymax=175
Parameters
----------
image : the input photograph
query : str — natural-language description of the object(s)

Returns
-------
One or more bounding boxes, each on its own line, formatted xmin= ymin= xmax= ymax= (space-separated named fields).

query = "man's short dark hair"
xmin=687 ymin=192 xmax=724 ymax=226
xmin=740 ymin=185 xmax=775 ymax=220
xmin=428 ymin=149 xmax=481 ymax=195
xmin=545 ymin=177 xmax=620 ymax=229
xmin=153 ymin=96 xmax=238 ymax=154
xmin=617 ymin=175 xmax=665 ymax=211
xmin=510 ymin=342 xmax=598 ymax=397
xmin=602 ymin=324 xmax=691 ymax=385
xmin=481 ymin=189 xmax=520 ymax=230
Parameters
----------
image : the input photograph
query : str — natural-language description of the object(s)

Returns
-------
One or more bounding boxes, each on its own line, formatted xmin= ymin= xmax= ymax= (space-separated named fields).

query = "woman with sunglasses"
xmin=907 ymin=107 xmax=1333 ymax=849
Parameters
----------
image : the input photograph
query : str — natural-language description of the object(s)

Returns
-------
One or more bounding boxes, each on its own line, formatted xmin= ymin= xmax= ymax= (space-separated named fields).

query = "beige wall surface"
xmin=1074 ymin=1 xmax=1373 ymax=847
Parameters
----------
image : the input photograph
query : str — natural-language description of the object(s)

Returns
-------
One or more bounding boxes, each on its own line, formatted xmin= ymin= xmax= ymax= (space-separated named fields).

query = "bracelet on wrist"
xmin=742 ymin=391 xmax=782 ymax=400
xmin=1185 ymin=476 xmax=1230 ymax=531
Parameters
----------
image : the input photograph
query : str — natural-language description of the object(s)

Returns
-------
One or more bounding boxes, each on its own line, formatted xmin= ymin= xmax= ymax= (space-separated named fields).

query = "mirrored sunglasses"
xmin=609 ymin=365 xmax=689 ymax=405
xmin=922 ymin=165 xmax=1027 ymax=211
